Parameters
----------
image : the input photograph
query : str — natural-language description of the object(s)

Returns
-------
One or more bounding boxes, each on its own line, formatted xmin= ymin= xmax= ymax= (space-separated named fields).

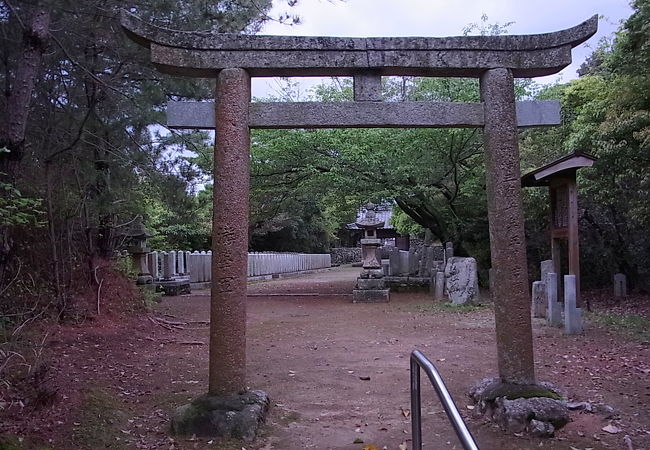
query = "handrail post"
xmin=411 ymin=357 xmax=423 ymax=449
xmin=410 ymin=350 xmax=479 ymax=450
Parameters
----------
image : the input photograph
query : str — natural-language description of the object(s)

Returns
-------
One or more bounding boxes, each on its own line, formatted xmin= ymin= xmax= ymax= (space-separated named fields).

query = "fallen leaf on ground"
xmin=353 ymin=437 xmax=364 ymax=444
xmin=400 ymin=407 xmax=410 ymax=418
xmin=359 ymin=376 xmax=371 ymax=381
xmin=362 ymin=445 xmax=378 ymax=450
xmin=399 ymin=443 xmax=407 ymax=450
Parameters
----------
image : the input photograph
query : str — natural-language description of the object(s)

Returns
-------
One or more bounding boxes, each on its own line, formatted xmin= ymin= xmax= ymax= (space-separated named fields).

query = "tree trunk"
xmin=0 ymin=5 xmax=50 ymax=280
xmin=0 ymin=5 xmax=50 ymax=179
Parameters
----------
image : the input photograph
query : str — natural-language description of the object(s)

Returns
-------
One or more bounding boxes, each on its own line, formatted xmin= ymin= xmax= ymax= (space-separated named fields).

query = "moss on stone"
xmin=479 ymin=382 xmax=562 ymax=402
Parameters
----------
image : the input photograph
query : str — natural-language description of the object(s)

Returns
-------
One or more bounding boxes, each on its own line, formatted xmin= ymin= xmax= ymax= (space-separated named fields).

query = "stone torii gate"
xmin=121 ymin=12 xmax=597 ymax=438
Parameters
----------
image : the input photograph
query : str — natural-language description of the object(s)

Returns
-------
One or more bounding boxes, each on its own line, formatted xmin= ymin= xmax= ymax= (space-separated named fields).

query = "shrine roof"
xmin=521 ymin=151 xmax=597 ymax=187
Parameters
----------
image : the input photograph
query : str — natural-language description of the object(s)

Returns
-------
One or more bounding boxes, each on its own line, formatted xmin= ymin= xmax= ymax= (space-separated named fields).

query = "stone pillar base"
xmin=352 ymin=289 xmax=390 ymax=303
xmin=171 ymin=390 xmax=269 ymax=441
xmin=469 ymin=378 xmax=568 ymax=438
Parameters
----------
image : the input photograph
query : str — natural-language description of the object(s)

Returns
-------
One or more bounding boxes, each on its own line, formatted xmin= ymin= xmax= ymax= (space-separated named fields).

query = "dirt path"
xmin=152 ymin=266 xmax=649 ymax=450
xmin=2 ymin=266 xmax=648 ymax=449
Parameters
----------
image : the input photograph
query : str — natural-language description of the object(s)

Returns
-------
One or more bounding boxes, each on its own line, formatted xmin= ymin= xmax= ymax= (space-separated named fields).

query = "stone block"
xmin=564 ymin=274 xmax=583 ymax=334
xmin=494 ymin=397 xmax=569 ymax=435
xmin=357 ymin=278 xmax=386 ymax=290
xmin=381 ymin=259 xmax=389 ymax=276
xmin=444 ymin=241 xmax=454 ymax=262
xmin=408 ymin=248 xmax=419 ymax=275
xmin=156 ymin=279 xmax=191 ymax=296
xmin=171 ymin=390 xmax=269 ymax=441
xmin=532 ymin=281 xmax=547 ymax=318
xmin=444 ymin=257 xmax=479 ymax=305
xmin=359 ymin=268 xmax=384 ymax=279
xmin=614 ymin=273 xmax=627 ymax=297
xmin=388 ymin=247 xmax=400 ymax=276
xmin=162 ymin=252 xmax=174 ymax=279
xmin=434 ymin=271 xmax=445 ymax=301
xmin=148 ymin=251 xmax=159 ymax=279
xmin=431 ymin=260 xmax=445 ymax=273
xmin=432 ymin=245 xmax=444 ymax=261
xmin=352 ymin=289 xmax=390 ymax=303
xmin=540 ymin=260 xmax=554 ymax=279
xmin=545 ymin=272 xmax=562 ymax=327
xmin=353 ymin=73 xmax=382 ymax=102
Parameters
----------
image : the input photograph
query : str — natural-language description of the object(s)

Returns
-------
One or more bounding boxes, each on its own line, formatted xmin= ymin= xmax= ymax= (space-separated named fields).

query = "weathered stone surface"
xmin=122 ymin=12 xmax=597 ymax=53
xmin=357 ymin=278 xmax=386 ymax=290
xmin=360 ymin=238 xmax=381 ymax=269
xmin=532 ymin=280 xmax=547 ymax=318
xmin=210 ymin=68 xmax=250 ymax=396
xmin=171 ymin=390 xmax=269 ymax=441
xmin=528 ymin=419 xmax=555 ymax=438
xmin=383 ymin=276 xmax=429 ymax=292
xmin=156 ymin=279 xmax=190 ymax=296
xmin=469 ymin=377 xmax=562 ymax=404
xmin=408 ymin=248 xmax=419 ymax=275
xmin=614 ymin=273 xmax=627 ymax=297
xmin=330 ymin=247 xmax=362 ymax=265
xmin=163 ymin=251 xmax=176 ymax=279
xmin=381 ymin=259 xmax=389 ymax=276
xmin=430 ymin=260 xmax=445 ymax=273
xmin=444 ymin=257 xmax=479 ymax=305
xmin=469 ymin=377 xmax=567 ymax=438
xmin=122 ymin=11 xmax=597 ymax=78
xmin=359 ymin=268 xmax=384 ymax=279
xmin=540 ymin=260 xmax=554 ymax=279
xmin=434 ymin=271 xmax=445 ymax=301
xmin=481 ymin=67 xmax=535 ymax=385
xmin=353 ymin=73 xmax=382 ymax=101
xmin=432 ymin=245 xmax=445 ymax=261
xmin=545 ymin=272 xmax=562 ymax=327
xmin=494 ymin=397 xmax=569 ymax=433
xmin=352 ymin=289 xmax=390 ymax=303
xmin=388 ymin=247 xmax=400 ymax=276
xmin=564 ymin=274 xmax=583 ymax=334
xmin=566 ymin=401 xmax=593 ymax=411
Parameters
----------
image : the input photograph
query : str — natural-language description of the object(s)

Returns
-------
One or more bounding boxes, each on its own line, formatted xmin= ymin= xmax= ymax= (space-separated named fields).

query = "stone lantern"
xmin=352 ymin=203 xmax=390 ymax=303
xmin=122 ymin=217 xmax=154 ymax=285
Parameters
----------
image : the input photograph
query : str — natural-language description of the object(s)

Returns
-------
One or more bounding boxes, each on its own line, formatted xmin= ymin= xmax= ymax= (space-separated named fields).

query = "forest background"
xmin=0 ymin=0 xmax=648 ymax=322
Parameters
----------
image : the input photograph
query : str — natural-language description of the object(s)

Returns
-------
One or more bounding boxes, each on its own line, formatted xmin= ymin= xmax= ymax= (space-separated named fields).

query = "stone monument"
xmin=353 ymin=203 xmax=390 ymax=303
xmin=614 ymin=273 xmax=627 ymax=297
xmin=121 ymin=217 xmax=153 ymax=285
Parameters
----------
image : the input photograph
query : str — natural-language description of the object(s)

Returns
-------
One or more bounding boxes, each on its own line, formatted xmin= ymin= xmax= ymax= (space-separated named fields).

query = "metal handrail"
xmin=410 ymin=350 xmax=479 ymax=450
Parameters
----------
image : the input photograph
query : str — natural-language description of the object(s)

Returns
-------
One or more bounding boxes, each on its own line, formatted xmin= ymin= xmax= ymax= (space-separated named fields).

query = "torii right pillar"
xmin=481 ymin=68 xmax=536 ymax=385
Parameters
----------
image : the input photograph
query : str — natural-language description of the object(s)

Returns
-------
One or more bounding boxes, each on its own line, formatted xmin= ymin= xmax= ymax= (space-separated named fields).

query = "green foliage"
xmin=114 ymin=254 xmax=137 ymax=280
xmin=0 ymin=179 xmax=44 ymax=227
xmin=139 ymin=285 xmax=163 ymax=309
xmin=520 ymin=0 xmax=650 ymax=290
xmin=390 ymin=206 xmax=425 ymax=237
xmin=0 ymin=0 xmax=280 ymax=317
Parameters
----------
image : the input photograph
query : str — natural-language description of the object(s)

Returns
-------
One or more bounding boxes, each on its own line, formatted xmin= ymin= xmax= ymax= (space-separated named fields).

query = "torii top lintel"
xmin=120 ymin=12 xmax=597 ymax=78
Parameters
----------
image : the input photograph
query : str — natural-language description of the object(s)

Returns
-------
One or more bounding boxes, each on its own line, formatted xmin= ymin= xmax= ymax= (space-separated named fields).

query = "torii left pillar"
xmin=210 ymin=68 xmax=250 ymax=395
xmin=171 ymin=68 xmax=270 ymax=440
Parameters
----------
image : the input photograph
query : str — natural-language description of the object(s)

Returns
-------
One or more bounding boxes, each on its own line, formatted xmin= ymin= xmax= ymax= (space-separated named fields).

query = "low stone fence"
xmin=330 ymin=247 xmax=362 ymax=265
xmin=145 ymin=250 xmax=331 ymax=283
xmin=248 ymin=252 xmax=331 ymax=277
